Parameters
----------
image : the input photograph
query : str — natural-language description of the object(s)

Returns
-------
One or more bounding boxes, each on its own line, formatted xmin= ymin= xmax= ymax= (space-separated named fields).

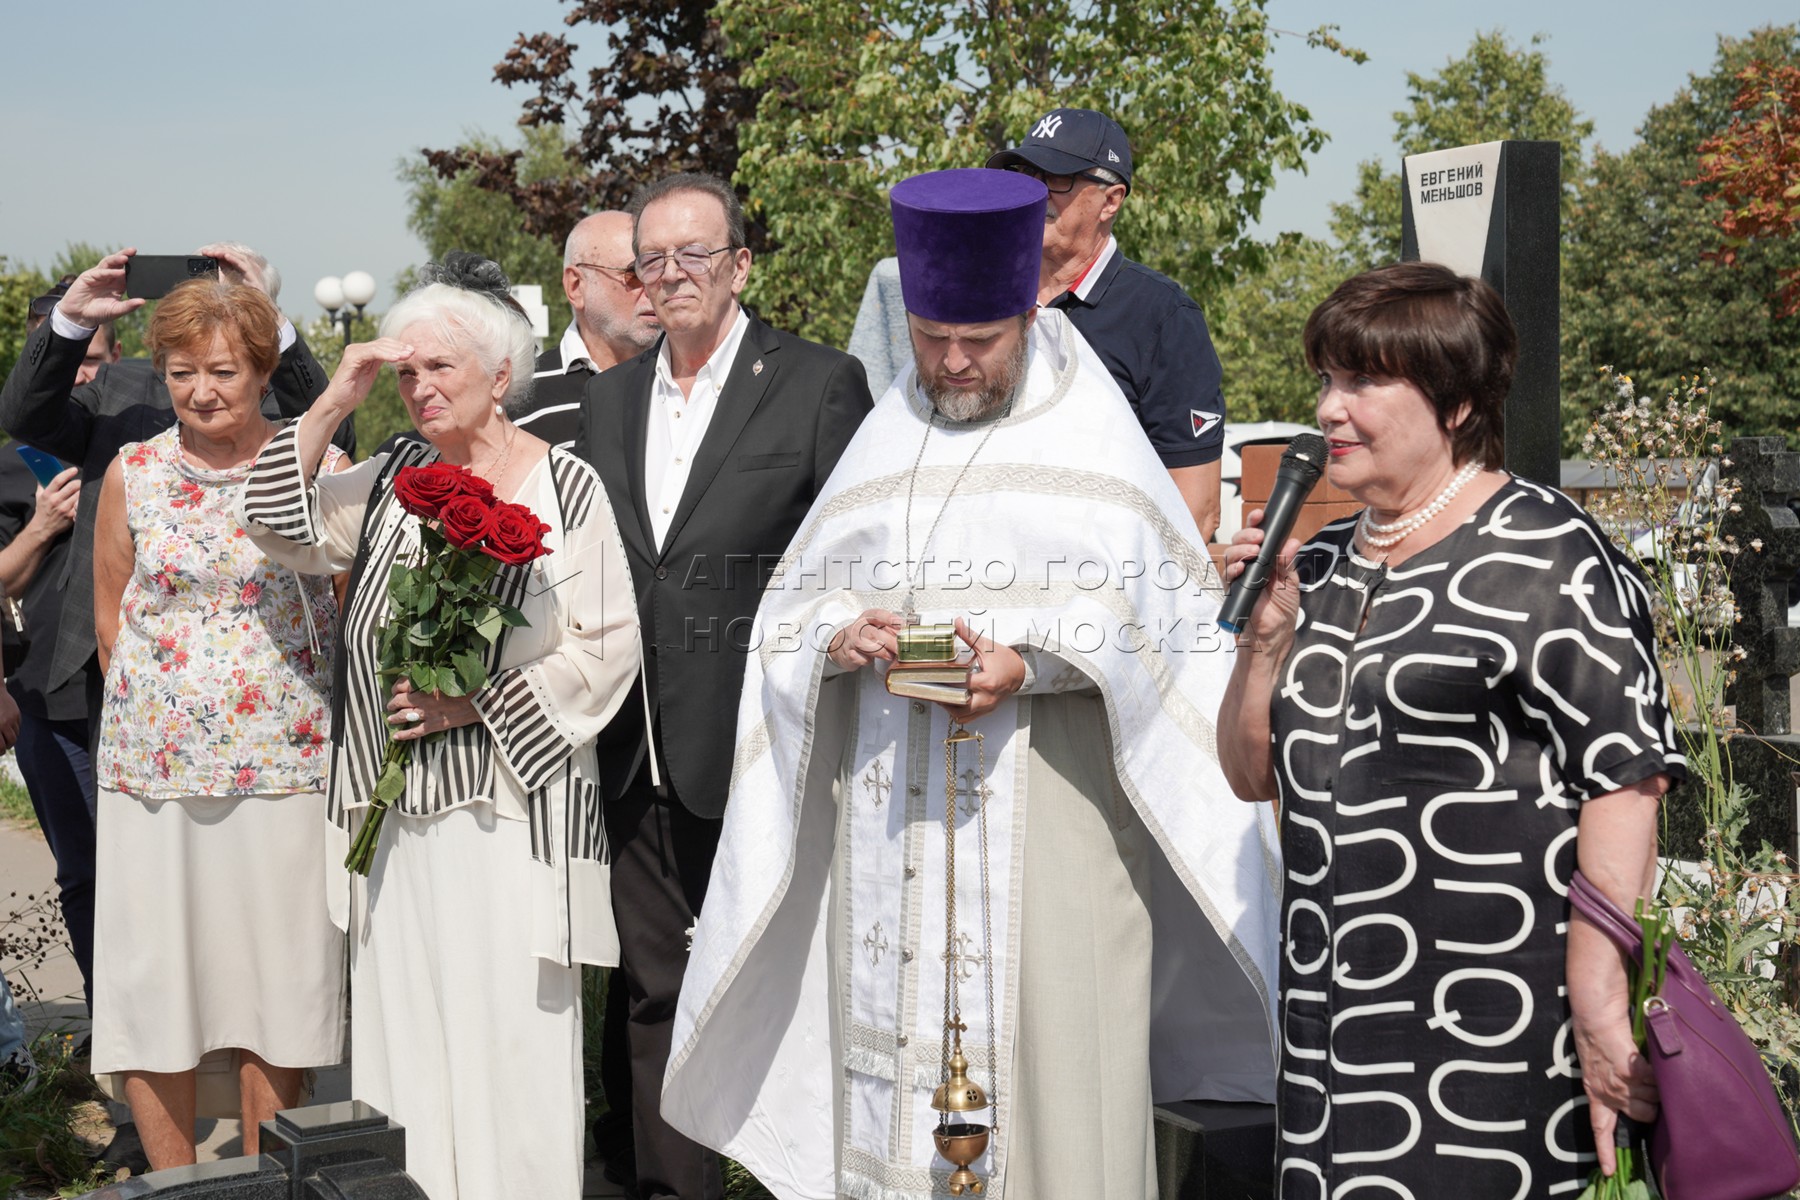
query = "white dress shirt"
xmin=644 ymin=306 xmax=750 ymax=550
xmin=538 ymin=321 xmax=599 ymax=378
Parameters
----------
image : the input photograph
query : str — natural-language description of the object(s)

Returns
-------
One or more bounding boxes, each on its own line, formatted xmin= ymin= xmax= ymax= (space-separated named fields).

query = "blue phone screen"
xmin=15 ymin=445 xmax=68 ymax=488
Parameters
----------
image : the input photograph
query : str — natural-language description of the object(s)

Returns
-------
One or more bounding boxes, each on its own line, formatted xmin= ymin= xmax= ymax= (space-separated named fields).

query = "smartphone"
xmin=15 ymin=445 xmax=69 ymax=488
xmin=124 ymin=255 xmax=219 ymax=300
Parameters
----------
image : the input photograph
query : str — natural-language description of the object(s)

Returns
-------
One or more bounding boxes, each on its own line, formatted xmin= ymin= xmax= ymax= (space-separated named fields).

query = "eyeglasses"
xmin=1005 ymin=163 xmax=1114 ymax=194
xmin=632 ymin=244 xmax=736 ymax=284
xmin=571 ymin=262 xmax=642 ymax=288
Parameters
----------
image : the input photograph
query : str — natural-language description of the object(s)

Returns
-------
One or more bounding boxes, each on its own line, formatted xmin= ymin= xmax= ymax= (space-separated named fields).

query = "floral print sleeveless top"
xmin=98 ymin=424 xmax=343 ymax=798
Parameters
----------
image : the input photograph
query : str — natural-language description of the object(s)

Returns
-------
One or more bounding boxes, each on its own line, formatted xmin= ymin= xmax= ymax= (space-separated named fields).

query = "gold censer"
xmin=932 ymin=725 xmax=997 ymax=1195
xmin=932 ymin=1029 xmax=989 ymax=1194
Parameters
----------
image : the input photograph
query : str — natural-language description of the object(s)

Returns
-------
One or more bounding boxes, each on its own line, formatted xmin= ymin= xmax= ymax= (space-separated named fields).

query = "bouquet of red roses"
xmin=344 ymin=461 xmax=553 ymax=875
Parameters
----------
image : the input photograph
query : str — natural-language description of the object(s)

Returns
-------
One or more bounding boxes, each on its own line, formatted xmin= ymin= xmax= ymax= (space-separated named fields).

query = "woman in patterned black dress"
xmin=1217 ymin=263 xmax=1687 ymax=1199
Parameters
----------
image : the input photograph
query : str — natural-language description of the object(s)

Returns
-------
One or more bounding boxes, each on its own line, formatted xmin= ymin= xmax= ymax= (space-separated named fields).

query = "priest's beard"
xmin=920 ymin=337 xmax=1028 ymax=422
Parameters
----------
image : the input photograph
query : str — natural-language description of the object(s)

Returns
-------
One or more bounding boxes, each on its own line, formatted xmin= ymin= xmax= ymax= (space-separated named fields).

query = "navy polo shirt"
xmin=1049 ymin=238 xmax=1226 ymax=469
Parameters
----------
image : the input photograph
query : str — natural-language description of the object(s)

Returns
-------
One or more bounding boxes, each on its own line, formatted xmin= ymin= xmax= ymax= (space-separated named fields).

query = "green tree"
xmin=421 ymin=0 xmax=759 ymax=251
xmin=1209 ymin=233 xmax=1340 ymax=425
xmin=719 ymin=0 xmax=1362 ymax=347
xmin=0 ymin=257 xmax=51 ymax=387
xmin=1562 ymin=25 xmax=1800 ymax=450
xmin=1213 ymin=29 xmax=1591 ymax=424
xmin=399 ymin=125 xmax=579 ymax=337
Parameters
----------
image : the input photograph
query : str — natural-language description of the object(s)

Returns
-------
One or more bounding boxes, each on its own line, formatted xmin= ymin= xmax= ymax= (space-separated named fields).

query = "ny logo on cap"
xmin=1033 ymin=113 xmax=1064 ymax=139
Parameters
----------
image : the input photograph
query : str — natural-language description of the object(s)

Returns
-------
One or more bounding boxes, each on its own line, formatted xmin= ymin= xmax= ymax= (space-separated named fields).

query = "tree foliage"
xmin=721 ymin=0 xmax=1359 ymax=347
xmin=1562 ymin=26 xmax=1800 ymax=450
xmin=1692 ymin=57 xmax=1800 ymax=315
xmin=1209 ymin=233 xmax=1340 ymax=425
xmin=420 ymin=0 xmax=759 ymax=252
xmin=399 ymin=125 xmax=579 ymax=337
xmin=0 ymin=258 xmax=51 ymax=388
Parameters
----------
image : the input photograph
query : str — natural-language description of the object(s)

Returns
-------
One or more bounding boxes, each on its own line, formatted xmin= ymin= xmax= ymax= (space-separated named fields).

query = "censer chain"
xmin=975 ymin=729 xmax=999 ymax=1136
xmin=940 ymin=730 xmax=958 ymax=1092
xmin=939 ymin=727 xmax=999 ymax=1137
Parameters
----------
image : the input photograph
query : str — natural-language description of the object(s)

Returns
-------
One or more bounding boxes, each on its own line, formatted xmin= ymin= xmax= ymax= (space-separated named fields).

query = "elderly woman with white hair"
xmin=239 ymin=253 xmax=641 ymax=1200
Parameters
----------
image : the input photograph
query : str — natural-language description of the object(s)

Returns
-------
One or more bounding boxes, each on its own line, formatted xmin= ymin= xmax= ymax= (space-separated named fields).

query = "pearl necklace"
xmin=1357 ymin=462 xmax=1481 ymax=550
xmin=473 ymin=421 xmax=517 ymax=486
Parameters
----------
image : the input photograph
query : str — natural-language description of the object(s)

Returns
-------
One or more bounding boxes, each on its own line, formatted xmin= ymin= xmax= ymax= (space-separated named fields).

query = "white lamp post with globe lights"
xmin=314 ymin=270 xmax=377 ymax=347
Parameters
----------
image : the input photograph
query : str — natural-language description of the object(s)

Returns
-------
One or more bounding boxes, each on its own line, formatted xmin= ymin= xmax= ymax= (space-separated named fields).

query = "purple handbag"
xmin=1569 ymin=869 xmax=1800 ymax=1200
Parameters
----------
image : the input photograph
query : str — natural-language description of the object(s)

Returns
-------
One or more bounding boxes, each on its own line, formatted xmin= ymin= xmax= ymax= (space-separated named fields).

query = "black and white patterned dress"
xmin=1270 ymin=477 xmax=1686 ymax=1199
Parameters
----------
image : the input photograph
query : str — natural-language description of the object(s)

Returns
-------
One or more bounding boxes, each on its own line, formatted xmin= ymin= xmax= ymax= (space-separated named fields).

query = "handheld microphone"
xmin=1217 ymin=432 xmax=1328 ymax=634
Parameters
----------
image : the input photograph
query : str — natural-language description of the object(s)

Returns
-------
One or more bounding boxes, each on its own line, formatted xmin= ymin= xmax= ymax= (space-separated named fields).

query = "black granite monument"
xmin=76 ymin=1102 xmax=426 ymax=1200
xmin=1401 ymin=139 xmax=1562 ymax=488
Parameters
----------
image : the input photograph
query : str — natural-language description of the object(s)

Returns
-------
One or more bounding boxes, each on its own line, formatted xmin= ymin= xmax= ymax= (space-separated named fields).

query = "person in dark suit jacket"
xmin=578 ymin=173 xmax=871 ymax=1200
xmin=0 ymin=247 xmax=329 ymax=748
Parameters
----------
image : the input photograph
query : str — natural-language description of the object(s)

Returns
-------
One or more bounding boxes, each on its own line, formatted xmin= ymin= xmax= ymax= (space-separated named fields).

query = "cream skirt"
xmin=90 ymin=787 xmax=346 ymax=1075
xmin=350 ymin=802 xmax=583 ymax=1200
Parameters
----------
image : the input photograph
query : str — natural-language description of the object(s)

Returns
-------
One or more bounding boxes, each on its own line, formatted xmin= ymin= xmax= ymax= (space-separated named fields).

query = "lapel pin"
xmin=752 ymin=359 xmax=764 ymax=376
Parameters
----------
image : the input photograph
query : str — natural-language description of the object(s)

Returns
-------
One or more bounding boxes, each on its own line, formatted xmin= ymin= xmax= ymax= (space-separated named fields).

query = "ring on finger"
xmin=405 ymin=708 xmax=424 ymax=724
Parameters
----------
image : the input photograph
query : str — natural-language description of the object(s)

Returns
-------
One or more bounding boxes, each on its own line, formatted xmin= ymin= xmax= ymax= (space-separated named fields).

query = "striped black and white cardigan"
xmin=239 ymin=421 xmax=642 ymax=964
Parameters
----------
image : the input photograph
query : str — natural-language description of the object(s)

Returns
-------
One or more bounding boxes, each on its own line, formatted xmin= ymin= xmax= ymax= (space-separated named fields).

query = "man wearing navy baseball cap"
xmin=989 ymin=107 xmax=1229 ymax=541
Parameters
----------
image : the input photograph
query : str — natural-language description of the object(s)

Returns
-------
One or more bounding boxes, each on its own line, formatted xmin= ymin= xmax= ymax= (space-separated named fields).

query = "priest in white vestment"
xmin=662 ymin=168 xmax=1281 ymax=1200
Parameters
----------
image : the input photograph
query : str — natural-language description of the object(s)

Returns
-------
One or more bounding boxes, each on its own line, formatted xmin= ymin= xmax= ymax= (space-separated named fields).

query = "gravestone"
xmin=1156 ymin=1100 xmax=1277 ymax=1199
xmin=1401 ymin=139 xmax=1562 ymax=489
xmin=75 ymin=1101 xmax=426 ymax=1200
xmin=1656 ymin=437 xmax=1800 ymax=862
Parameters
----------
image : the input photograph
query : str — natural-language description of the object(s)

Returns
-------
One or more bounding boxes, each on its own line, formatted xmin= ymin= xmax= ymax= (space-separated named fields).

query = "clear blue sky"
xmin=1 ymin=1 xmax=1794 ymax=331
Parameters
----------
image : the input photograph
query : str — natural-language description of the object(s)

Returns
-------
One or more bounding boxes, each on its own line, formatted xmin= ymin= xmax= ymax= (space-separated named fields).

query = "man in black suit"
xmin=526 ymin=211 xmax=661 ymax=451
xmin=578 ymin=173 xmax=872 ymax=1200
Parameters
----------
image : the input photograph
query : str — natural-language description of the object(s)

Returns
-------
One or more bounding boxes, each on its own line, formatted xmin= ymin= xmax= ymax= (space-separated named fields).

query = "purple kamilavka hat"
xmin=889 ymin=168 xmax=1047 ymax=324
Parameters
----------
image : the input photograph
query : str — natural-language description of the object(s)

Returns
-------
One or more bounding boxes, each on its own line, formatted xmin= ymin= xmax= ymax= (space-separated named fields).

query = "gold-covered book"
xmin=885 ymin=661 xmax=973 ymax=705
xmin=886 ymin=666 xmax=972 ymax=685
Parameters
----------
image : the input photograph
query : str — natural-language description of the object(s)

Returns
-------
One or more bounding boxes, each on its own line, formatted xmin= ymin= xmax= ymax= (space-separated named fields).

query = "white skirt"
xmin=351 ymin=803 xmax=583 ymax=1200
xmin=91 ymin=788 xmax=346 ymax=1075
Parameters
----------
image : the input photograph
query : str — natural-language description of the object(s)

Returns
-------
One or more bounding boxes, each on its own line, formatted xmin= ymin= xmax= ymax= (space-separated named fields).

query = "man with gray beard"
xmin=527 ymin=210 xmax=661 ymax=449
xmin=661 ymin=168 xmax=1279 ymax=1200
